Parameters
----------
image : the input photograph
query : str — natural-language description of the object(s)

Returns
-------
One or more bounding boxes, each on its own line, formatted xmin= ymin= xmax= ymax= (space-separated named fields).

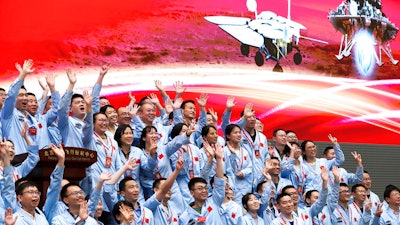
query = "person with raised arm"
xmin=0 ymin=139 xmax=18 ymax=224
xmin=26 ymin=74 xmax=60 ymax=148
xmin=1 ymin=59 xmax=37 ymax=154
xmin=179 ymin=143 xmax=226 ymax=224
xmin=14 ymin=143 xmax=65 ymax=225
xmin=300 ymin=134 xmax=345 ymax=192
xmin=143 ymin=157 xmax=185 ymax=224
xmin=58 ymin=65 xmax=109 ymax=147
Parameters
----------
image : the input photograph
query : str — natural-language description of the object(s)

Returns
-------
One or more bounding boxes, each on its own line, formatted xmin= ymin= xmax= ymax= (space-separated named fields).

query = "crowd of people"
xmin=0 ymin=59 xmax=399 ymax=225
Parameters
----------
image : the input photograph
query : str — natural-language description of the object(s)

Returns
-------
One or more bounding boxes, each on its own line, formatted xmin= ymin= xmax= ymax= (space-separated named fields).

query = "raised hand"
xmin=45 ymin=74 xmax=56 ymax=90
xmin=99 ymin=171 xmax=112 ymax=183
xmin=128 ymin=91 xmax=136 ymax=104
xmin=149 ymin=140 xmax=158 ymax=158
xmin=175 ymin=156 xmax=185 ymax=171
xmin=214 ymin=143 xmax=223 ymax=160
xmin=365 ymin=198 xmax=372 ymax=211
xmin=0 ymin=138 xmax=10 ymax=166
xmin=149 ymin=93 xmax=161 ymax=106
xmin=154 ymin=80 xmax=164 ymax=91
xmin=328 ymin=134 xmax=338 ymax=145
xmin=124 ymin=158 xmax=138 ymax=172
xmin=119 ymin=203 xmax=135 ymax=224
xmin=99 ymin=64 xmax=110 ymax=77
xmin=78 ymin=201 xmax=91 ymax=222
xmin=374 ymin=203 xmax=383 ymax=217
xmin=16 ymin=59 xmax=35 ymax=76
xmin=320 ymin=166 xmax=329 ymax=182
xmin=203 ymin=141 xmax=215 ymax=161
xmin=128 ymin=104 xmax=140 ymax=117
xmin=351 ymin=151 xmax=362 ymax=167
xmin=164 ymin=99 xmax=173 ymax=114
xmin=243 ymin=103 xmax=254 ymax=119
xmin=185 ymin=120 xmax=196 ymax=137
xmin=4 ymin=207 xmax=17 ymax=225
xmin=66 ymin=68 xmax=77 ymax=84
xmin=174 ymin=81 xmax=186 ymax=95
xmin=38 ymin=78 xmax=49 ymax=91
xmin=331 ymin=166 xmax=340 ymax=182
xmin=208 ymin=108 xmax=218 ymax=125
xmin=173 ymin=97 xmax=183 ymax=109
xmin=83 ymin=90 xmax=93 ymax=108
xmin=196 ymin=93 xmax=209 ymax=108
xmin=226 ymin=96 xmax=236 ymax=110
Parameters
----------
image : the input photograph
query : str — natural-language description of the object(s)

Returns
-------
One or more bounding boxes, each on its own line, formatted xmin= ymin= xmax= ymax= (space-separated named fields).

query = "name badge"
xmin=197 ymin=216 xmax=207 ymax=223
xmin=105 ymin=156 xmax=112 ymax=167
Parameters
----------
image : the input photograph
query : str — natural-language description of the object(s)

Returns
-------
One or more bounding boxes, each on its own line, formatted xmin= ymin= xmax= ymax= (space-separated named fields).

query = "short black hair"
xmin=188 ymin=177 xmax=207 ymax=190
xmin=276 ymin=193 xmax=291 ymax=204
xmin=181 ymin=100 xmax=195 ymax=109
xmin=60 ymin=183 xmax=82 ymax=204
xmin=351 ymin=183 xmax=367 ymax=193
xmin=119 ymin=177 xmax=137 ymax=192
xmin=153 ymin=178 xmax=167 ymax=190
xmin=16 ymin=181 xmax=37 ymax=196
xmin=384 ymin=184 xmax=400 ymax=201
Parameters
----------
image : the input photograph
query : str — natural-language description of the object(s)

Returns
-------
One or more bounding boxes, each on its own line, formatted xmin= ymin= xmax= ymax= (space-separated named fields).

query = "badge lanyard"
xmin=235 ymin=147 xmax=245 ymax=171
xmin=242 ymin=129 xmax=260 ymax=150
xmin=94 ymin=132 xmax=115 ymax=158
xmin=335 ymin=206 xmax=348 ymax=225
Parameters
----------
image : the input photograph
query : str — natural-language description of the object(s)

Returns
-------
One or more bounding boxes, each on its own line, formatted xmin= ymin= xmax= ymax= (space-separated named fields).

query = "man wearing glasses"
xmin=52 ymin=183 xmax=98 ymax=225
xmin=179 ymin=144 xmax=226 ymax=224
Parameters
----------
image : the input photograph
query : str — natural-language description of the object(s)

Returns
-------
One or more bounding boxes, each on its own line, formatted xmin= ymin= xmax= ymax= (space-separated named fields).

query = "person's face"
xmin=104 ymin=106 xmax=118 ymax=125
xmin=99 ymin=98 xmax=110 ymax=108
xmin=245 ymin=194 xmax=260 ymax=213
xmin=323 ymin=149 xmax=336 ymax=160
xmin=352 ymin=186 xmax=367 ymax=203
xmin=284 ymin=187 xmax=299 ymax=205
xmin=26 ymin=95 xmax=38 ymax=115
xmin=227 ymin=189 xmax=235 ymax=201
xmin=190 ymin=182 xmax=208 ymax=202
xmin=70 ymin=97 xmax=86 ymax=117
xmin=63 ymin=185 xmax=85 ymax=207
xmin=255 ymin=119 xmax=264 ymax=133
xmin=286 ymin=132 xmax=298 ymax=143
xmin=121 ymin=127 xmax=134 ymax=146
xmin=227 ymin=127 xmax=242 ymax=144
xmin=0 ymin=90 xmax=6 ymax=106
xmin=94 ymin=114 xmax=108 ymax=134
xmin=6 ymin=141 xmax=15 ymax=161
xmin=386 ymin=190 xmax=400 ymax=207
xmin=304 ymin=142 xmax=317 ymax=158
xmin=206 ymin=114 xmax=213 ymax=125
xmin=15 ymin=89 xmax=28 ymax=111
xmin=338 ymin=186 xmax=351 ymax=203
xmin=245 ymin=114 xmax=256 ymax=129
xmin=139 ymin=103 xmax=156 ymax=124
xmin=306 ymin=191 xmax=320 ymax=205
xmin=182 ymin=102 xmax=196 ymax=120
xmin=361 ymin=173 xmax=371 ymax=189
xmin=155 ymin=180 xmax=173 ymax=200
xmin=121 ymin=180 xmax=140 ymax=203
xmin=179 ymin=125 xmax=188 ymax=135
xmin=143 ymin=128 xmax=159 ymax=144
xmin=204 ymin=127 xmax=218 ymax=144
xmin=117 ymin=107 xmax=131 ymax=125
xmin=278 ymin=195 xmax=294 ymax=216
xmin=273 ymin=130 xmax=287 ymax=146
xmin=269 ymin=158 xmax=281 ymax=176
xmin=94 ymin=200 xmax=103 ymax=219
xmin=18 ymin=186 xmax=41 ymax=210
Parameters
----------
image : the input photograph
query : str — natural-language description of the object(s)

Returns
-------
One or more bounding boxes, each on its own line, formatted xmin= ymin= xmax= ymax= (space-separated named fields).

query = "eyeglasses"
xmin=339 ymin=190 xmax=350 ymax=194
xmin=67 ymin=190 xmax=85 ymax=197
xmin=96 ymin=118 xmax=109 ymax=123
xmin=287 ymin=135 xmax=297 ymax=139
xmin=287 ymin=192 xmax=298 ymax=196
xmin=192 ymin=186 xmax=208 ymax=192
xmin=23 ymin=190 xmax=41 ymax=196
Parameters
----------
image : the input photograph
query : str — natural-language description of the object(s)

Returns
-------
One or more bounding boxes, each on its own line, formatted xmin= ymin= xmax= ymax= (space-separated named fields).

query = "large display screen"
xmin=0 ymin=0 xmax=399 ymax=144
